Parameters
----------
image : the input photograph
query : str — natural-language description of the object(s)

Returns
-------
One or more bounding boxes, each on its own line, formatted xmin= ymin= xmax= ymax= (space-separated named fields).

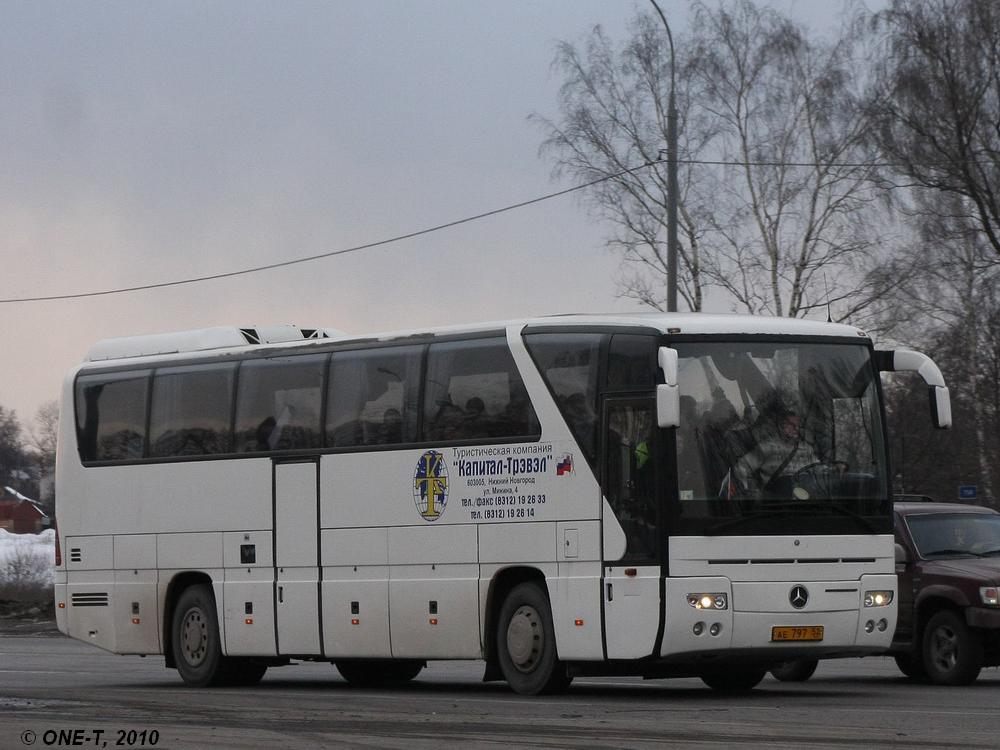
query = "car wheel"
xmin=770 ymin=659 xmax=818 ymax=682
xmin=922 ymin=610 xmax=982 ymax=686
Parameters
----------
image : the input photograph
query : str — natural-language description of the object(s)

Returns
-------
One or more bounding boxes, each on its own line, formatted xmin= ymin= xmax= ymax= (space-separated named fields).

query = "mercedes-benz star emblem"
xmin=789 ymin=585 xmax=809 ymax=609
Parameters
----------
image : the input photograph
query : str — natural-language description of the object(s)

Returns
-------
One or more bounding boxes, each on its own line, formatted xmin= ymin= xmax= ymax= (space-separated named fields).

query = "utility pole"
xmin=649 ymin=0 xmax=679 ymax=313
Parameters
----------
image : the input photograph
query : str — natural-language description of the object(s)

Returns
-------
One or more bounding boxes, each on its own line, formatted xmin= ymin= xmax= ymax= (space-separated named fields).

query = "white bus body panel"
xmin=388 ymin=525 xmax=480 ymax=658
xmin=663 ymin=536 xmax=897 ymax=657
xmin=321 ymin=528 xmax=390 ymax=657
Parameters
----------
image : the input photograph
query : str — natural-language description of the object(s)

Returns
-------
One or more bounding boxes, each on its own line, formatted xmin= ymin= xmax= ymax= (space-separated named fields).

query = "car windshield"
xmin=906 ymin=512 xmax=1000 ymax=557
xmin=672 ymin=339 xmax=889 ymax=535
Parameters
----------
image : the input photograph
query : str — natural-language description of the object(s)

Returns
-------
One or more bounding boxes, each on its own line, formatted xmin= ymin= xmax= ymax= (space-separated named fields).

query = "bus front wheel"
xmin=496 ymin=582 xmax=570 ymax=695
xmin=172 ymin=584 xmax=227 ymax=687
xmin=701 ymin=665 xmax=767 ymax=692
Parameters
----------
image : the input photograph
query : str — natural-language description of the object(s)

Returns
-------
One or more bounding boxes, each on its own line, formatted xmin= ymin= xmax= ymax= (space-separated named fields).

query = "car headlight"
xmin=980 ymin=587 xmax=999 ymax=607
xmin=863 ymin=590 xmax=894 ymax=607
xmin=687 ymin=593 xmax=728 ymax=610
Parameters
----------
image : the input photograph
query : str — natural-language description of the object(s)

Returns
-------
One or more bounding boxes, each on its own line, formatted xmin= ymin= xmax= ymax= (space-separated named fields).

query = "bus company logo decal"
xmin=414 ymin=450 xmax=449 ymax=522
xmin=556 ymin=454 xmax=574 ymax=476
xmin=789 ymin=585 xmax=809 ymax=609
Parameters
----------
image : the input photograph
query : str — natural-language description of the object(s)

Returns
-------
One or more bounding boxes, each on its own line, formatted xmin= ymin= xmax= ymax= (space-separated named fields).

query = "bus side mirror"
xmin=876 ymin=349 xmax=952 ymax=429
xmin=657 ymin=347 xmax=679 ymax=428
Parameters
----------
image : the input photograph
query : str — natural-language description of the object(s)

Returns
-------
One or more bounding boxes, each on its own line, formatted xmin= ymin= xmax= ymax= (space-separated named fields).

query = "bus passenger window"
xmin=234 ymin=354 xmax=326 ymax=452
xmin=523 ymin=332 xmax=601 ymax=464
xmin=327 ymin=346 xmax=421 ymax=448
xmin=607 ymin=335 xmax=655 ymax=391
xmin=75 ymin=371 xmax=150 ymax=462
xmin=423 ymin=338 xmax=540 ymax=442
xmin=149 ymin=363 xmax=236 ymax=457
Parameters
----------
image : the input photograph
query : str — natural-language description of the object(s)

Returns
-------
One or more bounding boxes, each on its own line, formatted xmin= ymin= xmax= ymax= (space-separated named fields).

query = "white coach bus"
xmin=54 ymin=314 xmax=950 ymax=693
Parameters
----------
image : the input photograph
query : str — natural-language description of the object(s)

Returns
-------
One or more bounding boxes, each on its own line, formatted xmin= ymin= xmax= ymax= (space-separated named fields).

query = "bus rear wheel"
xmin=336 ymin=659 xmax=424 ymax=686
xmin=172 ymin=584 xmax=227 ymax=687
xmin=496 ymin=582 xmax=570 ymax=695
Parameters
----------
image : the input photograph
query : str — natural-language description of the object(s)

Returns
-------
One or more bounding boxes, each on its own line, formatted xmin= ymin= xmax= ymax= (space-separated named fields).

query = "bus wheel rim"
xmin=181 ymin=608 xmax=208 ymax=666
xmin=506 ymin=605 xmax=542 ymax=673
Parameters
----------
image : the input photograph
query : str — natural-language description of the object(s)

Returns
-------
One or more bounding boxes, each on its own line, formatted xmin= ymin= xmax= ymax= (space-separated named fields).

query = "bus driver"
xmin=735 ymin=403 xmax=819 ymax=496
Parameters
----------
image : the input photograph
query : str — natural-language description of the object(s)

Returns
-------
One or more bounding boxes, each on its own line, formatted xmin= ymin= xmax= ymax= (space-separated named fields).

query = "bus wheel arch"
xmin=162 ymin=572 xmax=216 ymax=670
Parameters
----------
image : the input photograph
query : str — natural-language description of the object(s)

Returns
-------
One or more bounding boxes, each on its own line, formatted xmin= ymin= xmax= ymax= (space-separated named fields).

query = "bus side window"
xmin=234 ymin=354 xmax=326 ymax=452
xmin=148 ymin=363 xmax=236 ymax=458
xmin=423 ymin=338 xmax=540 ymax=442
xmin=606 ymin=335 xmax=655 ymax=391
xmin=523 ymin=333 xmax=602 ymax=464
xmin=75 ymin=371 xmax=150 ymax=462
xmin=326 ymin=346 xmax=421 ymax=448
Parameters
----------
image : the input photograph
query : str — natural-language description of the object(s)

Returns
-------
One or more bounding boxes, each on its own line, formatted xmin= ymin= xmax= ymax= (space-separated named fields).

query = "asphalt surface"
xmin=1 ymin=626 xmax=998 ymax=749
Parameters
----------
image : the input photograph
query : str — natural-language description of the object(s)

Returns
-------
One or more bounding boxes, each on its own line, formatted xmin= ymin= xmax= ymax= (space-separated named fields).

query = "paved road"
xmin=1 ymin=633 xmax=997 ymax=749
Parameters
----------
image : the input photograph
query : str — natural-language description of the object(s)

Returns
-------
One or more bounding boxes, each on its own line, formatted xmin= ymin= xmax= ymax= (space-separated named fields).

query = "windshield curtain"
xmin=672 ymin=340 xmax=890 ymax=535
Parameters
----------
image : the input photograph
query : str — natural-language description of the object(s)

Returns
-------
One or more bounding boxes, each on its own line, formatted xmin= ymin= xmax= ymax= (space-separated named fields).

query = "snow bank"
xmin=0 ymin=528 xmax=56 ymax=587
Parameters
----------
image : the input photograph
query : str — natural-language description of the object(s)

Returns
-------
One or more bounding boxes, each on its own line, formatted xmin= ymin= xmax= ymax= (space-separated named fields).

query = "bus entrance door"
xmin=274 ymin=458 xmax=323 ymax=656
xmin=601 ymin=399 xmax=663 ymax=659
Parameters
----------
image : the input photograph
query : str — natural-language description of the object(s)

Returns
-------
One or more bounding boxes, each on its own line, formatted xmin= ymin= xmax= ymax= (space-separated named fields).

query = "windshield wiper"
xmin=703 ymin=500 xmax=880 ymax=534
xmin=922 ymin=548 xmax=982 ymax=557
xmin=704 ymin=506 xmax=808 ymax=534
xmin=816 ymin=501 xmax=881 ymax=534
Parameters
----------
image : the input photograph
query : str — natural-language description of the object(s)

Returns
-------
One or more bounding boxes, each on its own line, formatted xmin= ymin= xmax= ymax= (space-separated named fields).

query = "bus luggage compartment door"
xmin=274 ymin=459 xmax=322 ymax=656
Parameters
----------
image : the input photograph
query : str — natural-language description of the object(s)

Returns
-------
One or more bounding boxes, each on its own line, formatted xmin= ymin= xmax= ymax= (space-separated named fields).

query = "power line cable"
xmin=0 ymin=152 xmax=987 ymax=304
xmin=0 ymin=162 xmax=653 ymax=305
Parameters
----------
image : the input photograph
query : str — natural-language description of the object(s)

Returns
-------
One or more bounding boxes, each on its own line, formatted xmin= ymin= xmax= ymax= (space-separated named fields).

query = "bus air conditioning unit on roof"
xmin=85 ymin=325 xmax=347 ymax=361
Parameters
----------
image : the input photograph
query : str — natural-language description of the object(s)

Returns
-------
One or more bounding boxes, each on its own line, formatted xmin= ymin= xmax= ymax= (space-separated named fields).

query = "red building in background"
xmin=0 ymin=486 xmax=48 ymax=534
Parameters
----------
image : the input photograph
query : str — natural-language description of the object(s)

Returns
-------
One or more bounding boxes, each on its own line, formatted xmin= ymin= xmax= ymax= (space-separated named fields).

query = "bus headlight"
xmin=863 ymin=590 xmax=893 ymax=607
xmin=687 ymin=593 xmax=728 ymax=610
xmin=980 ymin=587 xmax=1000 ymax=606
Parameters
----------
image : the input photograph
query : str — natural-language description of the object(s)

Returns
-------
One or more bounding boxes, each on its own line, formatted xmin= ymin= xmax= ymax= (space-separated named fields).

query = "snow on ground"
xmin=0 ymin=528 xmax=55 ymax=586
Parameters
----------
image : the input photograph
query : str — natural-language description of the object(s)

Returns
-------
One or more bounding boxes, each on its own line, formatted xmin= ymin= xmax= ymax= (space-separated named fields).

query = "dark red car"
xmin=771 ymin=499 xmax=1000 ymax=685
xmin=892 ymin=500 xmax=1000 ymax=685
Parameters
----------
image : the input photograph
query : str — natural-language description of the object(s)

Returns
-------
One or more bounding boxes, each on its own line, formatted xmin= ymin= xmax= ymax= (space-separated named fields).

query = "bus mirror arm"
xmin=657 ymin=347 xmax=680 ymax=428
xmin=875 ymin=349 xmax=952 ymax=429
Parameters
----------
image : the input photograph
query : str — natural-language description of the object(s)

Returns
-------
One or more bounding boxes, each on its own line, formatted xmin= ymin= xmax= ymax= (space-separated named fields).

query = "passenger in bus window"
xmin=463 ymin=397 xmax=486 ymax=437
xmin=253 ymin=417 xmax=276 ymax=452
xmin=380 ymin=408 xmax=403 ymax=444
xmin=430 ymin=402 xmax=465 ymax=441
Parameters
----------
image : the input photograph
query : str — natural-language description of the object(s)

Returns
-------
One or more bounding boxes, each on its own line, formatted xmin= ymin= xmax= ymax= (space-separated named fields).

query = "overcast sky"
xmin=0 ymin=1 xmax=854 ymax=427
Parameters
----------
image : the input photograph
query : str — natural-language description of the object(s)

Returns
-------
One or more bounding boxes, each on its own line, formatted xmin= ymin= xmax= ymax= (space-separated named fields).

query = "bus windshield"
xmin=672 ymin=340 xmax=889 ymax=535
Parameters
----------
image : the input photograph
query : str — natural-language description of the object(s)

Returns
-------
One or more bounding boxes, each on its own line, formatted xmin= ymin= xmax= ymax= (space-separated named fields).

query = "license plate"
xmin=771 ymin=625 xmax=824 ymax=642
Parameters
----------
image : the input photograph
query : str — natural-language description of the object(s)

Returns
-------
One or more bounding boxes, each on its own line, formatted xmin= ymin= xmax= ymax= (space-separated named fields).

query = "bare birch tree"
xmin=535 ymin=1 xmax=894 ymax=321
xmin=532 ymin=12 xmax=713 ymax=311
xmin=867 ymin=0 xmax=1000 ymax=257
xmin=687 ymin=1 xmax=889 ymax=320
xmin=877 ymin=192 xmax=999 ymax=503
